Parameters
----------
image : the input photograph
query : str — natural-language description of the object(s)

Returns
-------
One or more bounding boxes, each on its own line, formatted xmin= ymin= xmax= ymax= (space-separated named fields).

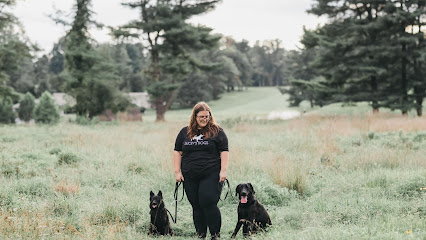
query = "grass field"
xmin=1 ymin=87 xmax=425 ymax=239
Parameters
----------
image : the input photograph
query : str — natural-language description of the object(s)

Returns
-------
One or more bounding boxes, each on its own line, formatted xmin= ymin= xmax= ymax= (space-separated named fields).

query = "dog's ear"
xmin=150 ymin=191 xmax=154 ymax=199
xmin=158 ymin=191 xmax=162 ymax=198
xmin=235 ymin=184 xmax=241 ymax=196
xmin=248 ymin=183 xmax=255 ymax=194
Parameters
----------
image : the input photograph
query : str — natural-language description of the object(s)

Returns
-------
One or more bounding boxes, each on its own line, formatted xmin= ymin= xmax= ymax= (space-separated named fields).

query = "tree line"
xmin=0 ymin=0 xmax=290 ymax=122
xmin=1 ymin=0 xmax=424 ymax=123
xmin=285 ymin=0 xmax=425 ymax=116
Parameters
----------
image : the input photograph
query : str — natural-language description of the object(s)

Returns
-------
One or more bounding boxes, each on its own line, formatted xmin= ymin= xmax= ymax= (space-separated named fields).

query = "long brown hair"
xmin=187 ymin=101 xmax=219 ymax=139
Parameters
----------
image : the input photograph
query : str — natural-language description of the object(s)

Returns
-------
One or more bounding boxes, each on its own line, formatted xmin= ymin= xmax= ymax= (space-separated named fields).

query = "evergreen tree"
xmin=62 ymin=0 xmax=128 ymax=118
xmin=114 ymin=0 xmax=221 ymax=121
xmin=48 ymin=39 xmax=66 ymax=92
xmin=34 ymin=91 xmax=60 ymax=124
xmin=0 ymin=100 xmax=15 ymax=124
xmin=125 ymin=43 xmax=147 ymax=92
xmin=0 ymin=0 xmax=32 ymax=99
xmin=378 ymin=0 xmax=426 ymax=115
xmin=18 ymin=92 xmax=35 ymax=122
xmin=303 ymin=0 xmax=425 ymax=115
xmin=33 ymin=55 xmax=51 ymax=97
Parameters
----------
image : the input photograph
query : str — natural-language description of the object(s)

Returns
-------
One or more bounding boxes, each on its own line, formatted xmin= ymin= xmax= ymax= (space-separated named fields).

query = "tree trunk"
xmin=370 ymin=76 xmax=379 ymax=114
xmin=415 ymin=94 xmax=423 ymax=117
xmin=401 ymin=43 xmax=408 ymax=115
xmin=155 ymin=98 xmax=166 ymax=122
xmin=154 ymin=90 xmax=176 ymax=122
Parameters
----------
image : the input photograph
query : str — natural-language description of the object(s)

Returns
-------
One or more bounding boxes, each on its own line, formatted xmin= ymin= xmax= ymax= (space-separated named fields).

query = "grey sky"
xmin=12 ymin=0 xmax=326 ymax=54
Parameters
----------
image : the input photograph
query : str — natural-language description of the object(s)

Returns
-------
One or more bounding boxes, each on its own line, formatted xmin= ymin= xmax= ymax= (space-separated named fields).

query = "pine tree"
xmin=0 ymin=99 xmax=15 ymax=124
xmin=34 ymin=91 xmax=60 ymax=124
xmin=18 ymin=92 xmax=35 ymax=122
xmin=303 ymin=0 xmax=425 ymax=115
xmin=62 ymin=0 xmax=128 ymax=118
xmin=114 ymin=0 xmax=221 ymax=121
xmin=0 ymin=0 xmax=32 ymax=100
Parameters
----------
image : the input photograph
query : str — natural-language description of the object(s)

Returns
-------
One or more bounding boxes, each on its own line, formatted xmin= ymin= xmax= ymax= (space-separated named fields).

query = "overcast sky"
xmin=12 ymin=0 xmax=326 ymax=54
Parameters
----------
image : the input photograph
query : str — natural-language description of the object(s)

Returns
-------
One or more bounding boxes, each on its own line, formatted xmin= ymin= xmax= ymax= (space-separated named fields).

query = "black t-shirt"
xmin=174 ymin=126 xmax=229 ymax=177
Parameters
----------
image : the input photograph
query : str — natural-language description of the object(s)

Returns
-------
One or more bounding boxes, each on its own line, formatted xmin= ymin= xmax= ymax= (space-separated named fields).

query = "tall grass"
xmin=1 ymin=88 xmax=425 ymax=239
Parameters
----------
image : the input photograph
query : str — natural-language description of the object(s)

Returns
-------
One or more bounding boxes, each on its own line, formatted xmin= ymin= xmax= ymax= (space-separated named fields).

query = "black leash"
xmin=168 ymin=181 xmax=185 ymax=224
xmin=168 ymin=179 xmax=231 ymax=223
xmin=219 ymin=179 xmax=232 ymax=201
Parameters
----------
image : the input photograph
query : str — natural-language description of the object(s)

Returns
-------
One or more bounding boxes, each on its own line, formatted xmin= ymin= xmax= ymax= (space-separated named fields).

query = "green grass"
xmin=1 ymin=87 xmax=425 ymax=239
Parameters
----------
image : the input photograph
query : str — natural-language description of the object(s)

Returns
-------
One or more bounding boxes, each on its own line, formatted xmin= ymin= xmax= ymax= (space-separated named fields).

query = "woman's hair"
xmin=188 ymin=101 xmax=219 ymax=139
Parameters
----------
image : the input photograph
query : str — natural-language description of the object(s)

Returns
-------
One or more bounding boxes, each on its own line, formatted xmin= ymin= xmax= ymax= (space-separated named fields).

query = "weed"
xmin=57 ymin=152 xmax=80 ymax=165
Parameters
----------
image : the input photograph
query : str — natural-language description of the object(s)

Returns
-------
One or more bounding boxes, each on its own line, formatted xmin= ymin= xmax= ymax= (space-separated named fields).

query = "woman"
xmin=173 ymin=101 xmax=229 ymax=240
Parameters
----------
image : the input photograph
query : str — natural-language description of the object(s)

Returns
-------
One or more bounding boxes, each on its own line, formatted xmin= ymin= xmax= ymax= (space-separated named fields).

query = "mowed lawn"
xmin=1 ymin=87 xmax=425 ymax=239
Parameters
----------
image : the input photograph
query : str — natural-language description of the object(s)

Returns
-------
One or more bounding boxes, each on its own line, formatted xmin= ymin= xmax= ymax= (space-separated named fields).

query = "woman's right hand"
xmin=175 ymin=171 xmax=184 ymax=182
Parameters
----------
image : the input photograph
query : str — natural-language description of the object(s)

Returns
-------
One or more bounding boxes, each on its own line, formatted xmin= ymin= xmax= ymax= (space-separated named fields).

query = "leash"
xmin=219 ymin=179 xmax=232 ymax=201
xmin=168 ymin=181 xmax=185 ymax=224
xmin=167 ymin=179 xmax=231 ymax=223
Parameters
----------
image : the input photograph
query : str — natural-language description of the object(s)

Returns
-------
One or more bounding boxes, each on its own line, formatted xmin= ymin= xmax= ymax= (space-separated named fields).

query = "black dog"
xmin=149 ymin=191 xmax=174 ymax=236
xmin=231 ymin=183 xmax=271 ymax=238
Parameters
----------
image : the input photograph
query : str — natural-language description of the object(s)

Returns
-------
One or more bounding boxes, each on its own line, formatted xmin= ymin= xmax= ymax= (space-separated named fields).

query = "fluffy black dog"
xmin=231 ymin=183 xmax=271 ymax=238
xmin=149 ymin=191 xmax=173 ymax=236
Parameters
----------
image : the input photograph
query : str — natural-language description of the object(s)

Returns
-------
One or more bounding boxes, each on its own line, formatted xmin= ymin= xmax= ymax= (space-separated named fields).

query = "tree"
xmin=378 ymin=0 xmax=426 ymax=115
xmin=0 ymin=100 xmax=15 ymax=124
xmin=34 ymin=91 xmax=60 ymax=124
xmin=248 ymin=40 xmax=287 ymax=87
xmin=0 ymin=0 xmax=33 ymax=99
xmin=61 ymin=0 xmax=128 ymax=118
xmin=303 ymin=0 xmax=425 ymax=115
xmin=115 ymin=0 xmax=222 ymax=121
xmin=34 ymin=55 xmax=51 ymax=97
xmin=48 ymin=38 xmax=66 ymax=92
xmin=18 ymin=92 xmax=35 ymax=122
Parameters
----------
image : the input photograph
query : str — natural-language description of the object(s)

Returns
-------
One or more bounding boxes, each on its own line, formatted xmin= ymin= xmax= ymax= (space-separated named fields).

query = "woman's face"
xmin=196 ymin=110 xmax=210 ymax=129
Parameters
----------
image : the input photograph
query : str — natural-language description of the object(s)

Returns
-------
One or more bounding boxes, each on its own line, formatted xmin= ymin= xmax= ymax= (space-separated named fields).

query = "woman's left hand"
xmin=219 ymin=170 xmax=227 ymax=182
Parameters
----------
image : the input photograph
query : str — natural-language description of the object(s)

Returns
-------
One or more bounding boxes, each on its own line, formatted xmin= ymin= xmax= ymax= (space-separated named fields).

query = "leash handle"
xmin=171 ymin=181 xmax=184 ymax=224
xmin=219 ymin=179 xmax=232 ymax=201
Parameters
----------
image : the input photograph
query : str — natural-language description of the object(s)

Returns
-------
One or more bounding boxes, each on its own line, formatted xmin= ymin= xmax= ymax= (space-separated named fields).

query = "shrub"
xmin=49 ymin=147 xmax=62 ymax=155
xmin=34 ymin=91 xmax=60 ymax=124
xmin=18 ymin=92 xmax=35 ymax=122
xmin=0 ymin=100 xmax=15 ymax=124
xmin=57 ymin=152 xmax=80 ymax=165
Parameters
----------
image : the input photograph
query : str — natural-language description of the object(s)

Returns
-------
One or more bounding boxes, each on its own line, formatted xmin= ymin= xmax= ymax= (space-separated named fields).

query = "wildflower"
xmin=405 ymin=230 xmax=412 ymax=234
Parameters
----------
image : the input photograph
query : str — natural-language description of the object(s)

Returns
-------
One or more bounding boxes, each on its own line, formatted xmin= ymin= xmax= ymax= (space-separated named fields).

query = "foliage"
xmin=62 ymin=0 xmax=129 ymax=118
xmin=17 ymin=92 xmax=35 ymax=122
xmin=57 ymin=152 xmax=80 ymax=165
xmin=288 ymin=0 xmax=426 ymax=116
xmin=33 ymin=91 xmax=60 ymax=124
xmin=115 ymin=0 xmax=222 ymax=121
xmin=0 ymin=0 xmax=36 ymax=97
xmin=33 ymin=55 xmax=51 ymax=97
xmin=0 ymin=99 xmax=15 ymax=124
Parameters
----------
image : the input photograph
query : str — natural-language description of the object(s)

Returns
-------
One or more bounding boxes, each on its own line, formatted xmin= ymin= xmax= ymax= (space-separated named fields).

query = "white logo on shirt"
xmin=191 ymin=134 xmax=204 ymax=142
xmin=185 ymin=134 xmax=209 ymax=146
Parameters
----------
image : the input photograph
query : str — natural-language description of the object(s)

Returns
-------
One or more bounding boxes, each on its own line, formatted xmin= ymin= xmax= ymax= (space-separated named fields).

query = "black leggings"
xmin=183 ymin=170 xmax=223 ymax=237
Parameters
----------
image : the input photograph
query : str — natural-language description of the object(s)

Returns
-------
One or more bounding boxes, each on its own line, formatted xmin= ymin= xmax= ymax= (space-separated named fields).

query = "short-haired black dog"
xmin=149 ymin=191 xmax=174 ymax=236
xmin=231 ymin=183 xmax=271 ymax=238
